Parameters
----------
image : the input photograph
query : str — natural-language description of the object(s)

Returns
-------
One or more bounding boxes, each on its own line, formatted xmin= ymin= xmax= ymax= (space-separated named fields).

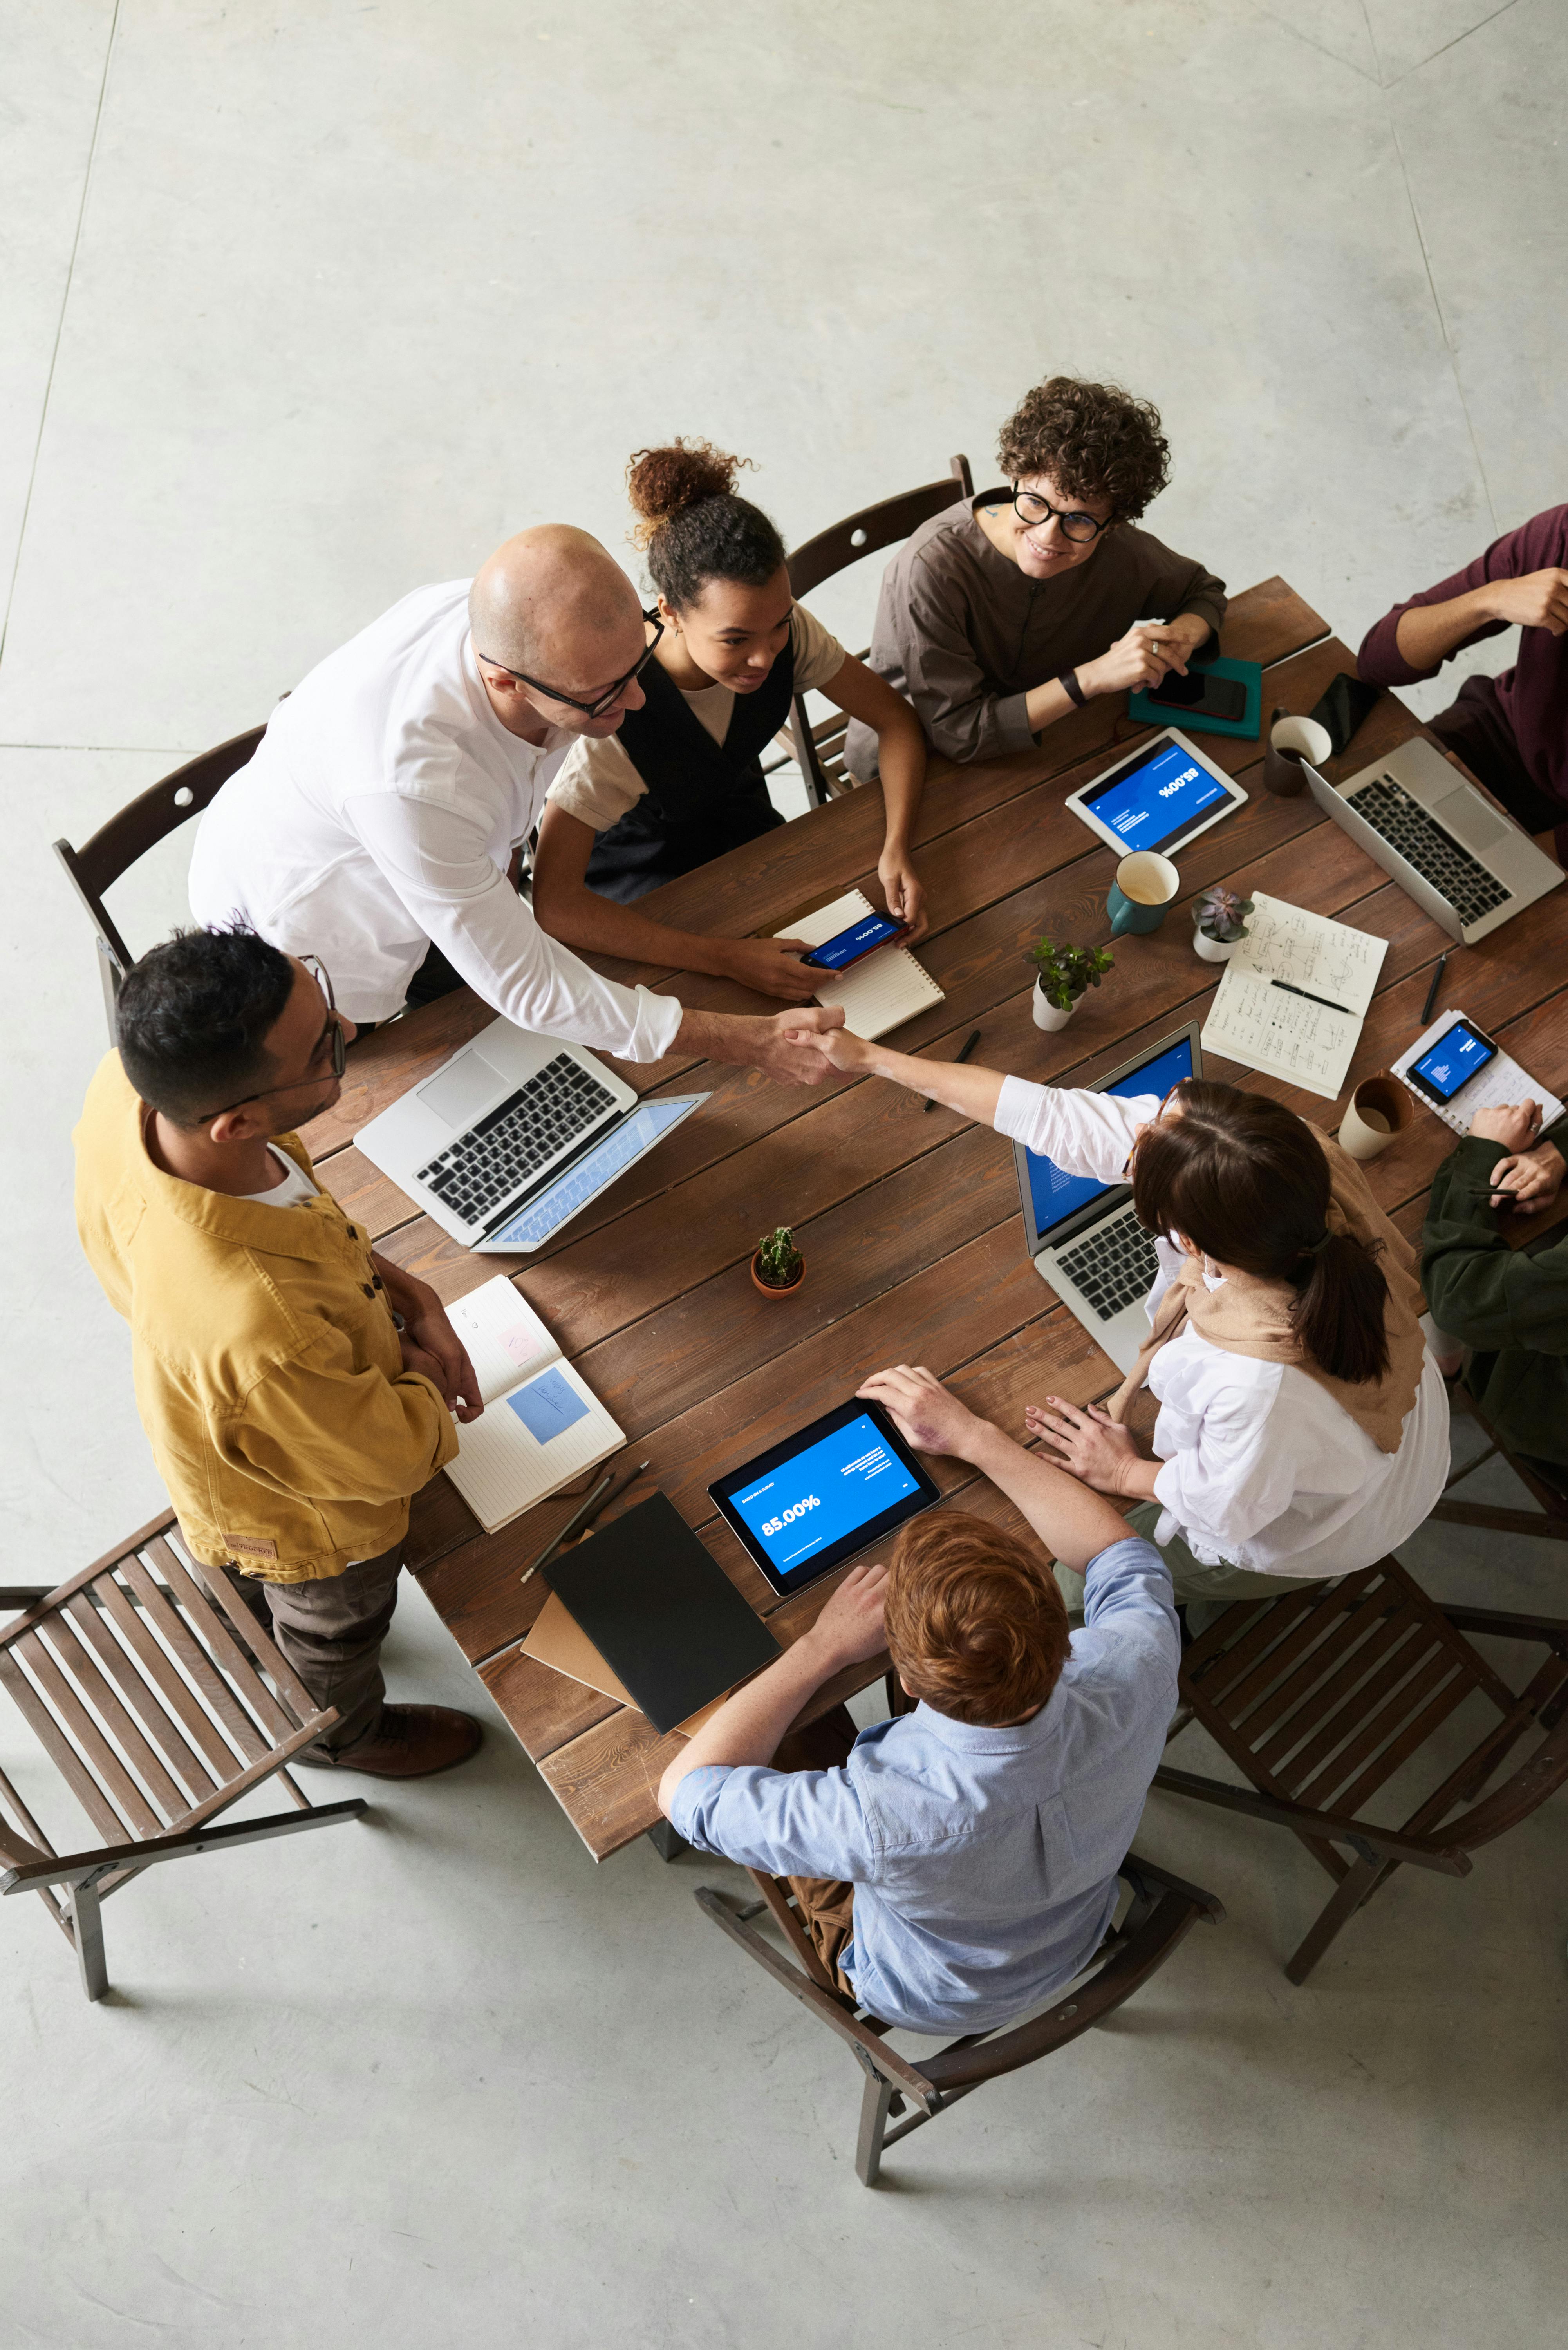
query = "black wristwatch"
xmin=1059 ymin=669 xmax=1087 ymax=709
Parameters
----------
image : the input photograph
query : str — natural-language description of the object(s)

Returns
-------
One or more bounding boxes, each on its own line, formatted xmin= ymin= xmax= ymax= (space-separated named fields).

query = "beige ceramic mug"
xmin=1338 ymin=1072 xmax=1414 ymax=1161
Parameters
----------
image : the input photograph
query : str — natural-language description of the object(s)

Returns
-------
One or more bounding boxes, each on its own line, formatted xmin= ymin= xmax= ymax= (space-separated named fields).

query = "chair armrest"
xmin=0 ymin=1587 xmax=53 ymax=1610
xmin=1440 ymin=1603 xmax=1568 ymax=1646
xmin=1120 ymin=1849 xmax=1226 ymax=1923
xmin=1153 ymin=1765 xmax=1472 ymax=1875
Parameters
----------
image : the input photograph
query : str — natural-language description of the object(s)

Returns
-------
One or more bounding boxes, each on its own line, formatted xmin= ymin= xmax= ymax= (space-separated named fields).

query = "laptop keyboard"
xmin=415 ymin=1053 xmax=618 ymax=1226
xmin=1348 ymin=776 xmax=1511 ymax=929
xmin=1055 ymin=1207 xmax=1161 ymax=1323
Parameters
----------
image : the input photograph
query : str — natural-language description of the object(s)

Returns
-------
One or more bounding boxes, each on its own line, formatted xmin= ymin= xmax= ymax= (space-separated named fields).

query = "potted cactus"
xmin=1027 ymin=938 xmax=1114 ymax=1032
xmin=751 ymin=1224 xmax=806 ymax=1297
xmin=1192 ymin=885 xmax=1254 ymax=964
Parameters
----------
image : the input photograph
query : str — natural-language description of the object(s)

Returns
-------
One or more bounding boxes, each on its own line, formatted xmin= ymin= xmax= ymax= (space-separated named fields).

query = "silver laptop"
xmin=1306 ymin=734 xmax=1562 ymax=945
xmin=356 ymin=1016 xmax=708 ymax=1254
xmin=1012 ymin=1023 xmax=1201 ymax=1374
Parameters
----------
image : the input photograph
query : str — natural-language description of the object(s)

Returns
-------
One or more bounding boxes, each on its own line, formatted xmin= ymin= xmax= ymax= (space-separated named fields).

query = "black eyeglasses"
xmin=475 ymin=613 xmax=665 ymax=719
xmin=198 ymin=955 xmax=346 ymax=1121
xmin=1011 ymin=486 xmax=1109 ymax=544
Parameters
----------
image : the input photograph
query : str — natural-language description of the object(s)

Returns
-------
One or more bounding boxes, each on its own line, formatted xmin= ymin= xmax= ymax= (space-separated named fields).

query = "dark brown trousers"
xmin=213 ymin=1540 xmax=405 ymax=1757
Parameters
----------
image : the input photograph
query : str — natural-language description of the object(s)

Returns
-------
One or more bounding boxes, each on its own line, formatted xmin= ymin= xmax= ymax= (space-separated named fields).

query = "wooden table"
xmin=299 ymin=578 xmax=1568 ymax=1861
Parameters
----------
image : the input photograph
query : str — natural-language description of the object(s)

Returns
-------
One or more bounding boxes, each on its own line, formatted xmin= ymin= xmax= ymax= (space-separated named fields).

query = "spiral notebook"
xmin=441 ymin=1276 xmax=625 ymax=1533
xmin=1391 ymin=1010 xmax=1565 ymax=1137
xmin=1199 ymin=893 xmax=1386 ymax=1101
xmin=773 ymin=888 xmax=945 ymax=1040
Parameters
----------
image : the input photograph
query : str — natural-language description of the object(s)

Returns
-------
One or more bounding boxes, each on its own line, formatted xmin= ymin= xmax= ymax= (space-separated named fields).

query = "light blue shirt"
xmin=670 ymin=1537 xmax=1179 ymax=2033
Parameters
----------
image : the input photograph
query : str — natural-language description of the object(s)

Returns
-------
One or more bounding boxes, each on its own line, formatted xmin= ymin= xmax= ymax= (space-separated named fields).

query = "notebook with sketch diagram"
xmin=1200 ymin=894 xmax=1387 ymax=1101
xmin=773 ymin=888 xmax=945 ymax=1039
xmin=441 ymin=1276 xmax=624 ymax=1533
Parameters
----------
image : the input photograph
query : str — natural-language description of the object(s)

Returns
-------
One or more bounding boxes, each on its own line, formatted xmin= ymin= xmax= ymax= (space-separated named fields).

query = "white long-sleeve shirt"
xmin=995 ymin=1076 xmax=1450 ymax=1578
xmin=188 ymin=581 xmax=683 ymax=1059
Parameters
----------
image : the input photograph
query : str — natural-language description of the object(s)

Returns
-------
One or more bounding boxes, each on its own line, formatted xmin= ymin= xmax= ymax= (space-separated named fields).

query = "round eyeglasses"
xmin=1010 ymin=486 xmax=1108 ymax=544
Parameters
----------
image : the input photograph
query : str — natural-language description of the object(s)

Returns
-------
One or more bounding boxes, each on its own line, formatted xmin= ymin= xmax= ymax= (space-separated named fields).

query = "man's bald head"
xmin=469 ymin=526 xmax=643 ymax=684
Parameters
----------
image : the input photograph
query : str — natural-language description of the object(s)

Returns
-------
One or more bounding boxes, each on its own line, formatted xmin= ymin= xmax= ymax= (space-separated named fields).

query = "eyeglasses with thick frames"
xmin=475 ymin=613 xmax=665 ymax=719
xmin=1011 ymin=486 xmax=1109 ymax=544
xmin=198 ymin=955 xmax=346 ymax=1122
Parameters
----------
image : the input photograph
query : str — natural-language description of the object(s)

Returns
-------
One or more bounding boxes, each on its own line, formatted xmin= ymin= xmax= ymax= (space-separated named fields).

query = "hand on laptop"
xmin=1023 ymin=1396 xmax=1144 ymax=1496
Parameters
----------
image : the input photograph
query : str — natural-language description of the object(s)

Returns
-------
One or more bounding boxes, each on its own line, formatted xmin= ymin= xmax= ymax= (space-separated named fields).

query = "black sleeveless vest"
xmin=583 ymin=633 xmax=795 ymax=903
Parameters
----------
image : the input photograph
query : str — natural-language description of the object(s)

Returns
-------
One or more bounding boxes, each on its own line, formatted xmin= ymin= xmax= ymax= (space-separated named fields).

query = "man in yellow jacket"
xmin=75 ymin=925 xmax=485 ymax=1778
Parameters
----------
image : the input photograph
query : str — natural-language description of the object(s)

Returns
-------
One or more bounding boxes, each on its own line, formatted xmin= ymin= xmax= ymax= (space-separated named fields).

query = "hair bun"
xmin=626 ymin=439 xmax=750 ymax=544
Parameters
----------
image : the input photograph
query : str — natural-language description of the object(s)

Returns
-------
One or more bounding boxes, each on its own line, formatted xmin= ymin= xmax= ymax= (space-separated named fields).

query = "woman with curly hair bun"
xmin=533 ymin=440 xmax=928 ymax=1003
xmin=844 ymin=377 xmax=1227 ymax=781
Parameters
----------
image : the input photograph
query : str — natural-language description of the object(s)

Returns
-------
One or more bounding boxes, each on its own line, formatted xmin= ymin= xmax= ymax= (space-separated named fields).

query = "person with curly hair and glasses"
xmin=844 ymin=376 xmax=1227 ymax=779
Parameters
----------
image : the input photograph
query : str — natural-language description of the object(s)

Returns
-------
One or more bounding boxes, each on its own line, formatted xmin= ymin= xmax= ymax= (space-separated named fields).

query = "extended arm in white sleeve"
xmin=993 ymin=1077 xmax=1160 ymax=1182
xmin=348 ymin=788 xmax=683 ymax=1061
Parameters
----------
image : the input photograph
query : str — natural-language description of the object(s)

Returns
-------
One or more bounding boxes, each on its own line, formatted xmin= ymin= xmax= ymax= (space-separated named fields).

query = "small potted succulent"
xmin=751 ymin=1224 xmax=805 ymax=1298
xmin=1191 ymin=885 xmax=1254 ymax=964
xmin=1027 ymin=938 xmax=1115 ymax=1032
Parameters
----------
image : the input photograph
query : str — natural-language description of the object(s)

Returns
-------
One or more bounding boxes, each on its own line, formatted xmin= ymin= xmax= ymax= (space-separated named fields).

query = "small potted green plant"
xmin=1027 ymin=938 xmax=1114 ymax=1032
xmin=751 ymin=1224 xmax=805 ymax=1298
xmin=1192 ymin=885 xmax=1254 ymax=964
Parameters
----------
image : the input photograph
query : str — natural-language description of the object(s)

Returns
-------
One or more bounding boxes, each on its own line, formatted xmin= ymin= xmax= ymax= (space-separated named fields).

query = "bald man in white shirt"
xmin=190 ymin=527 xmax=841 ymax=1084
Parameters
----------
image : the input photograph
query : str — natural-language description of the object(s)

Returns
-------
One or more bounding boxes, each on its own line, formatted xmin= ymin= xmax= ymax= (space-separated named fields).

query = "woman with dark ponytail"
xmin=805 ymin=1031 xmax=1450 ymax=1615
xmin=532 ymin=440 xmax=929 ymax=1001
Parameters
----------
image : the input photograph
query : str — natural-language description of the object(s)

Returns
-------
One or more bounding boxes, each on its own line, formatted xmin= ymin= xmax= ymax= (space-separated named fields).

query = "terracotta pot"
xmin=1032 ymin=980 xmax=1080 ymax=1032
xmin=751 ymin=1251 xmax=806 ymax=1297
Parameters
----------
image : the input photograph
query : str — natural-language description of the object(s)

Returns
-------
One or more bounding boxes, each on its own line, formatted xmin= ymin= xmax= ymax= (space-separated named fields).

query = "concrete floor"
xmin=2 ymin=2 xmax=1566 ymax=2341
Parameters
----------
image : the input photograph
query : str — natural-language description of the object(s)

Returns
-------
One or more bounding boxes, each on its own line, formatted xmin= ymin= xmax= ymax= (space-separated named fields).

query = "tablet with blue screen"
xmin=1064 ymin=726 xmax=1246 ymax=859
xmin=709 ymin=1398 xmax=940 ymax=1598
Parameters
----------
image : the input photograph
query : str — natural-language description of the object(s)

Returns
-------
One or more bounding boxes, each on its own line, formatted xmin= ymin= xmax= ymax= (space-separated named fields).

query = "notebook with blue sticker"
xmin=441 ymin=1276 xmax=625 ymax=1533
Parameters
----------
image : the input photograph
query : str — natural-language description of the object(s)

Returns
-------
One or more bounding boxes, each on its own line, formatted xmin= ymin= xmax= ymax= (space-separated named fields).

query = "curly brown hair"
xmin=996 ymin=376 xmax=1171 ymax=521
xmin=625 ymin=438 xmax=786 ymax=612
xmin=884 ymin=1509 xmax=1069 ymax=1728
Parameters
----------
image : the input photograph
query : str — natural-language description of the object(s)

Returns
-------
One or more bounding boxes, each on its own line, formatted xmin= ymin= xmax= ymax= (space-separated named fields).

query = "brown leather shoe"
xmin=301 ymin=1704 xmax=484 ymax=1779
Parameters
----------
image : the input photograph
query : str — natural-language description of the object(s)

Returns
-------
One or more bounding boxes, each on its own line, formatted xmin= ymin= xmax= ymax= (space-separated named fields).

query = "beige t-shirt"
xmin=546 ymin=605 xmax=847 ymax=833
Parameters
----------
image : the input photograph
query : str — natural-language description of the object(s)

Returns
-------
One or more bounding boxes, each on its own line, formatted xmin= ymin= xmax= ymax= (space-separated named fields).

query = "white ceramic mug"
xmin=1338 ymin=1073 xmax=1414 ymax=1162
xmin=1264 ymin=714 xmax=1334 ymax=797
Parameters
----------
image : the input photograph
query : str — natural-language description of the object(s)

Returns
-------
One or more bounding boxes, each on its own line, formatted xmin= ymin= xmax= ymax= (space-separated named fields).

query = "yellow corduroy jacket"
xmin=74 ymin=1052 xmax=459 ymax=1582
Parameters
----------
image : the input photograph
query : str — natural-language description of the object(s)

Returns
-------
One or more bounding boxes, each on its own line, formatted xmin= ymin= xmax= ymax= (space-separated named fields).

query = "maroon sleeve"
xmin=1358 ymin=507 xmax=1568 ymax=687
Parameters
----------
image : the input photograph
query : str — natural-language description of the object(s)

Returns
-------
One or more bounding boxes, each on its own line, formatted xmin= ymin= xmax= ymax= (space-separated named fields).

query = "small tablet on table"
xmin=708 ymin=1398 xmax=939 ymax=1599
xmin=1064 ymin=726 xmax=1246 ymax=859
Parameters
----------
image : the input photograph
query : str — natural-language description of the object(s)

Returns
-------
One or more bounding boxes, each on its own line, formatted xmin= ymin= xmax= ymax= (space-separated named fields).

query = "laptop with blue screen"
xmin=1012 ymin=1022 xmax=1202 ymax=1373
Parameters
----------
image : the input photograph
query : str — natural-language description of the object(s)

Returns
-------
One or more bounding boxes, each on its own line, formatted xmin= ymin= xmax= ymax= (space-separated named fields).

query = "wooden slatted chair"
xmin=54 ymin=724 xmax=266 ymax=1041
xmin=771 ymin=454 xmax=974 ymax=804
xmin=1154 ymin=1554 xmax=1568 ymax=1984
xmin=696 ymin=1851 xmax=1222 ymax=2187
xmin=0 ymin=1507 xmax=365 ymax=2002
xmin=1427 ymin=1374 xmax=1568 ymax=1546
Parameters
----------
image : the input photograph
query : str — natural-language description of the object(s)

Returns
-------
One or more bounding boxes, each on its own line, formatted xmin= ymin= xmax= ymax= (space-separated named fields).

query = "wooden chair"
xmin=0 ymin=1508 xmax=365 ymax=2002
xmin=54 ymin=724 xmax=266 ymax=1041
xmin=774 ymin=454 xmax=974 ymax=805
xmin=696 ymin=1851 xmax=1222 ymax=2186
xmin=1427 ymin=1374 xmax=1568 ymax=1546
xmin=1154 ymin=1553 xmax=1568 ymax=1985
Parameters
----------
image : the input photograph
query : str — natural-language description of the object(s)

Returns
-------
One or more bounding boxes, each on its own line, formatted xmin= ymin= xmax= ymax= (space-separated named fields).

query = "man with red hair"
xmin=658 ymin=1364 xmax=1179 ymax=2034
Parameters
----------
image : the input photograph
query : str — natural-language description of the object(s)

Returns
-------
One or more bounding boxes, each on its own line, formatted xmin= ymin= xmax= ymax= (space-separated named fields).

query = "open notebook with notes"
xmin=773 ymin=888 xmax=945 ymax=1040
xmin=442 ymin=1276 xmax=624 ymax=1533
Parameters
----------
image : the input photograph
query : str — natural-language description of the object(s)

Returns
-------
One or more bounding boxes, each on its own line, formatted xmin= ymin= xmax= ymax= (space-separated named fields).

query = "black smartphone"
xmin=1146 ymin=667 xmax=1248 ymax=722
xmin=1405 ymin=1017 xmax=1500 ymax=1107
xmin=800 ymin=910 xmax=908 ymax=972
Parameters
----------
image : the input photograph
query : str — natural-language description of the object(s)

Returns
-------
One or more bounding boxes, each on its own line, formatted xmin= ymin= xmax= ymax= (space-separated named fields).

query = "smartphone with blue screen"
xmin=1406 ymin=1017 xmax=1499 ymax=1106
xmin=800 ymin=911 xmax=908 ymax=971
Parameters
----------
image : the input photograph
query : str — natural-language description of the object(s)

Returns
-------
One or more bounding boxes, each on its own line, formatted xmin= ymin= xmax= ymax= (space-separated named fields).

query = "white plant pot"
xmin=1193 ymin=928 xmax=1244 ymax=963
xmin=1032 ymin=981 xmax=1079 ymax=1032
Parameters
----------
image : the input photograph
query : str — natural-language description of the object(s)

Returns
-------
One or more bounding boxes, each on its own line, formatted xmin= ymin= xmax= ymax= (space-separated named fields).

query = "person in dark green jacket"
xmin=1421 ymin=1098 xmax=1568 ymax=1488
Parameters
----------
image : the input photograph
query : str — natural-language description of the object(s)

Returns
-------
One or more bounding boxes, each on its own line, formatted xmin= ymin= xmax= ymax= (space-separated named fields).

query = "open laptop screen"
xmin=1020 ymin=1032 xmax=1196 ymax=1247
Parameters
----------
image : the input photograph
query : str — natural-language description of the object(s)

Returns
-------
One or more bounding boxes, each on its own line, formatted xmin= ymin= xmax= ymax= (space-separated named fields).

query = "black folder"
xmin=544 ymin=1493 xmax=781 ymax=1734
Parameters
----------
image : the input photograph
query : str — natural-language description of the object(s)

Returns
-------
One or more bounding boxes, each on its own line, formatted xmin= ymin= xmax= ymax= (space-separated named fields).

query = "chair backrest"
xmin=785 ymin=456 xmax=973 ymax=804
xmin=0 ymin=1508 xmax=336 ymax=1929
xmin=54 ymin=723 xmax=266 ymax=1034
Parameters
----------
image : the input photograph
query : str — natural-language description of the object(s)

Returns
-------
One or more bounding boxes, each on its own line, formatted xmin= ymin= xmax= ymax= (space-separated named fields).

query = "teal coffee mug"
xmin=1107 ymin=851 xmax=1180 ymax=936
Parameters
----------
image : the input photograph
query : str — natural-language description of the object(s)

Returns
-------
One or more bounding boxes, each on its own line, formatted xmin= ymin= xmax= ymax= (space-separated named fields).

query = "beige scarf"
xmin=1106 ymin=1128 xmax=1427 ymax=1455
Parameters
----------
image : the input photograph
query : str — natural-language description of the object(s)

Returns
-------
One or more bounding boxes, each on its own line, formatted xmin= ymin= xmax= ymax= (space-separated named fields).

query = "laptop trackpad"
xmin=1433 ymin=790 xmax=1510 ymax=855
xmin=417 ymin=1050 xmax=508 ymax=1130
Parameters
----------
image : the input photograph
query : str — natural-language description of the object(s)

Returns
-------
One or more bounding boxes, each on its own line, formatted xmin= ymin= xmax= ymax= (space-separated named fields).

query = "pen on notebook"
xmin=1271 ymin=978 xmax=1354 ymax=1017
xmin=925 ymin=1029 xmax=982 ymax=1110
xmin=1420 ymin=951 xmax=1449 ymax=1028
xmin=519 ymin=1457 xmax=652 ymax=1587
